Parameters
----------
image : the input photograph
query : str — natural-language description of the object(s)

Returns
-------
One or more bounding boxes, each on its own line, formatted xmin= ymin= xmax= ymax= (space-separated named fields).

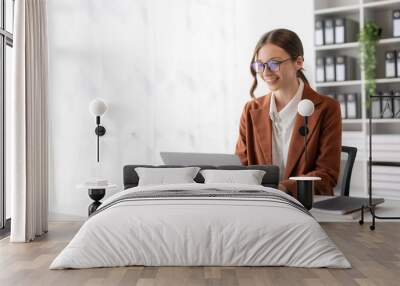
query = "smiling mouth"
xmin=265 ymin=76 xmax=279 ymax=84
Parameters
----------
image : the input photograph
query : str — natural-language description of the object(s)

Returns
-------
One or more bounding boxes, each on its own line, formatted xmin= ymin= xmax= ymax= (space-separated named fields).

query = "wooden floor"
xmin=0 ymin=222 xmax=399 ymax=286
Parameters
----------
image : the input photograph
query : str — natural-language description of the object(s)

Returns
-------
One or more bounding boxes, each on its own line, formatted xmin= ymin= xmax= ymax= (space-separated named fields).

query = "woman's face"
xmin=256 ymin=43 xmax=303 ymax=92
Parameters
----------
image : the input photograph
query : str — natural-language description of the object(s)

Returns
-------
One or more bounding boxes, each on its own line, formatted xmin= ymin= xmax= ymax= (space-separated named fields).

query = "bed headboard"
xmin=123 ymin=165 xmax=280 ymax=189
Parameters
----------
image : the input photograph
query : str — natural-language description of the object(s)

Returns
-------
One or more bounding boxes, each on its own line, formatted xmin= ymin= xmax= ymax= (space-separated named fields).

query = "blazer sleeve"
xmin=281 ymin=100 xmax=342 ymax=197
xmin=235 ymin=103 xmax=249 ymax=165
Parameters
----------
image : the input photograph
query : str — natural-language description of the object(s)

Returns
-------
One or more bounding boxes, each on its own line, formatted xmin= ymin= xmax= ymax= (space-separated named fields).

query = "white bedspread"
xmin=50 ymin=183 xmax=351 ymax=269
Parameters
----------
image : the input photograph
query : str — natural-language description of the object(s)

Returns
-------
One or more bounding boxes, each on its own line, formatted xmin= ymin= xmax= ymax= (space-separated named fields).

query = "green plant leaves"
xmin=359 ymin=22 xmax=381 ymax=106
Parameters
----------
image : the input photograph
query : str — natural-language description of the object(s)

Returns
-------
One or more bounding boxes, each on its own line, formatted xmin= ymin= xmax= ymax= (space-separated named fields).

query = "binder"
xmin=325 ymin=56 xmax=335 ymax=82
xmin=324 ymin=19 xmax=335 ymax=45
xmin=394 ymin=90 xmax=400 ymax=118
xmin=393 ymin=10 xmax=400 ymax=37
xmin=346 ymin=93 xmax=358 ymax=119
xmin=372 ymin=92 xmax=382 ymax=119
xmin=335 ymin=55 xmax=354 ymax=81
xmin=381 ymin=91 xmax=394 ymax=118
xmin=397 ymin=51 xmax=400 ymax=77
xmin=334 ymin=18 xmax=357 ymax=44
xmin=336 ymin=94 xmax=347 ymax=118
xmin=335 ymin=56 xmax=346 ymax=81
xmin=315 ymin=20 xmax=324 ymax=46
xmin=385 ymin=51 xmax=396 ymax=78
xmin=316 ymin=57 xmax=325 ymax=82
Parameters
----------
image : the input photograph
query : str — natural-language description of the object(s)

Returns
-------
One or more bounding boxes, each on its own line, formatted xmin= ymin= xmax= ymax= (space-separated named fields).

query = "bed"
xmin=50 ymin=165 xmax=351 ymax=269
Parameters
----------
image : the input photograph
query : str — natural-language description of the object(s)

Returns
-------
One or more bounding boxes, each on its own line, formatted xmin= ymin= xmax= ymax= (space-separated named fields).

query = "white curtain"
xmin=10 ymin=0 xmax=49 ymax=242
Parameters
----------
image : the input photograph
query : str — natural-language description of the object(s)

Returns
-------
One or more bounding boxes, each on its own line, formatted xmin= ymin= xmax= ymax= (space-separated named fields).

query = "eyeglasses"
xmin=251 ymin=58 xmax=291 ymax=73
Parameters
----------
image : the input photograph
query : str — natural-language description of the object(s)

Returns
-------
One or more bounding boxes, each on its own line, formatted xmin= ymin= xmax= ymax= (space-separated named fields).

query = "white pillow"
xmin=200 ymin=169 xmax=266 ymax=185
xmin=135 ymin=167 xmax=201 ymax=186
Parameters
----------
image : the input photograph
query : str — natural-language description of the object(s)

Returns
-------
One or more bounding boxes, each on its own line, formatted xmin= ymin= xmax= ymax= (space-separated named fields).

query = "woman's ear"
xmin=295 ymin=56 xmax=304 ymax=71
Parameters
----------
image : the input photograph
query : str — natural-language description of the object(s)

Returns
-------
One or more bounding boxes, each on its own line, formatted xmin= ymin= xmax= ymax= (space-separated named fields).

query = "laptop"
xmin=160 ymin=152 xmax=242 ymax=166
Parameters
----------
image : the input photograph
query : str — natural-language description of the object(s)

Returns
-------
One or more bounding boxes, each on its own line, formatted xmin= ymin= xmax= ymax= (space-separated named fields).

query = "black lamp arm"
xmin=298 ymin=116 xmax=309 ymax=167
xmin=304 ymin=116 xmax=308 ymax=167
xmin=94 ymin=116 xmax=106 ymax=162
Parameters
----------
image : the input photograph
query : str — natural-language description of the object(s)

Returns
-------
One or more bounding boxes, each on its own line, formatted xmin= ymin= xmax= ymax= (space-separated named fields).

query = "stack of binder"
xmin=316 ymin=56 xmax=355 ymax=82
xmin=315 ymin=18 xmax=358 ymax=46
xmin=370 ymin=91 xmax=400 ymax=119
xmin=385 ymin=50 xmax=400 ymax=78
xmin=325 ymin=93 xmax=360 ymax=119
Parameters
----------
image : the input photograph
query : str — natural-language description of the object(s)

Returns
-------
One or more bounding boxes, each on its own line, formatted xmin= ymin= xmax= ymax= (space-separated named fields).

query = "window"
xmin=0 ymin=0 xmax=13 ymax=233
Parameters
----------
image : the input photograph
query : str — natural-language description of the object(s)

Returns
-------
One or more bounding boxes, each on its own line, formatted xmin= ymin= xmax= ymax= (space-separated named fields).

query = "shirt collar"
xmin=269 ymin=78 xmax=304 ymax=124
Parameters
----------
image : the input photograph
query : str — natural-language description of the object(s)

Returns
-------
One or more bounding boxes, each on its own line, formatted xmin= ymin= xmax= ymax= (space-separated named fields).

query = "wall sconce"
xmin=297 ymin=99 xmax=315 ymax=167
xmin=89 ymin=98 xmax=107 ymax=162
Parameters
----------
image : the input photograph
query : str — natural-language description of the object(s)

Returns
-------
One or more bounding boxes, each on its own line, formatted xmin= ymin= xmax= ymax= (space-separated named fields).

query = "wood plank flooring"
xmin=0 ymin=222 xmax=399 ymax=286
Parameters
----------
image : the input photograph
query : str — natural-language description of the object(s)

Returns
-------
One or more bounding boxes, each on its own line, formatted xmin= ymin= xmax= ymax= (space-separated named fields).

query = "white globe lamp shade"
xmin=297 ymin=99 xmax=314 ymax=117
xmin=89 ymin=98 xmax=107 ymax=117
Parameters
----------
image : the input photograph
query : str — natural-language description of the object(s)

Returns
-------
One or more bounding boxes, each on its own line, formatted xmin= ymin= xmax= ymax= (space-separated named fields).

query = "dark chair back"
xmin=336 ymin=146 xmax=357 ymax=196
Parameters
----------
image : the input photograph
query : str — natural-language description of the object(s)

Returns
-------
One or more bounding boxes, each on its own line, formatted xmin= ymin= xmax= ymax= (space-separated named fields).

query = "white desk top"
xmin=76 ymin=184 xmax=117 ymax=190
xmin=289 ymin=176 xmax=322 ymax=181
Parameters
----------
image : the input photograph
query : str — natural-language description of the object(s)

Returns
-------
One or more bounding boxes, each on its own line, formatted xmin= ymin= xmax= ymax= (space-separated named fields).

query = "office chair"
xmin=313 ymin=146 xmax=384 ymax=223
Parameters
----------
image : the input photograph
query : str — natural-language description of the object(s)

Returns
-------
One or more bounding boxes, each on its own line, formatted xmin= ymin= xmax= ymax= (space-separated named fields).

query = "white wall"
xmin=47 ymin=0 xmax=314 ymax=220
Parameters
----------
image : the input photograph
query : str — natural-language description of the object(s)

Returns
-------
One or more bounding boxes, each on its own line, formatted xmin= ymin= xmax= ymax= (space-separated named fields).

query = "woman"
xmin=235 ymin=29 xmax=342 ymax=198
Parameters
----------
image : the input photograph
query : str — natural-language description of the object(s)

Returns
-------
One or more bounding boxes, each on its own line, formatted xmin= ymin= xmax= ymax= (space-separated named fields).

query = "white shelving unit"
xmin=315 ymin=42 xmax=360 ymax=51
xmin=315 ymin=5 xmax=361 ymax=15
xmin=313 ymin=0 xmax=400 ymax=199
xmin=315 ymin=80 xmax=362 ymax=87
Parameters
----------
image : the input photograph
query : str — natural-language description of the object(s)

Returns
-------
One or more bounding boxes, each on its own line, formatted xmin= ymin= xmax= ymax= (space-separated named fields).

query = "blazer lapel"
xmin=284 ymin=85 xmax=323 ymax=179
xmin=250 ymin=96 xmax=272 ymax=164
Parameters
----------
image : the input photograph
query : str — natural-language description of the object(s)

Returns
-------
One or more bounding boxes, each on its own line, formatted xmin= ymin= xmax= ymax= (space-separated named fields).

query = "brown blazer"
xmin=235 ymin=84 xmax=342 ymax=198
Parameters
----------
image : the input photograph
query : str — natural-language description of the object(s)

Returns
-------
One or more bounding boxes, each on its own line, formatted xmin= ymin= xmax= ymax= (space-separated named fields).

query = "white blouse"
xmin=269 ymin=78 xmax=304 ymax=180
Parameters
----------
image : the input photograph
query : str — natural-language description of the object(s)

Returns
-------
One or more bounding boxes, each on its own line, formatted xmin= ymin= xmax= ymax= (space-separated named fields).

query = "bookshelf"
xmin=313 ymin=0 xmax=400 ymax=199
